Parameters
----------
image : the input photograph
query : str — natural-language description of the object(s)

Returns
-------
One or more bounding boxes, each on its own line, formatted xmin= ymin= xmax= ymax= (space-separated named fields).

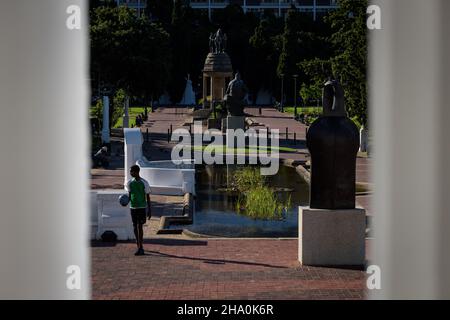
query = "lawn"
xmin=283 ymin=106 xmax=323 ymax=115
xmin=188 ymin=145 xmax=298 ymax=154
xmin=114 ymin=107 xmax=148 ymax=128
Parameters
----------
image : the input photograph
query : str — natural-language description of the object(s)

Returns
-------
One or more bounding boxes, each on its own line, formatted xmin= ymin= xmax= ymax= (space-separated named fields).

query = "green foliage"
xmin=90 ymin=99 xmax=103 ymax=122
xmin=111 ymin=88 xmax=126 ymax=128
xmin=89 ymin=2 xmax=363 ymax=116
xmin=325 ymin=0 xmax=368 ymax=125
xmin=351 ymin=115 xmax=362 ymax=130
xmin=277 ymin=8 xmax=302 ymax=79
xmin=232 ymin=167 xmax=265 ymax=193
xmin=284 ymin=106 xmax=322 ymax=115
xmin=114 ymin=107 xmax=147 ymax=128
xmin=232 ymin=167 xmax=291 ymax=221
xmin=145 ymin=0 xmax=174 ymax=27
xmin=300 ymin=84 xmax=321 ymax=103
xmin=90 ymin=6 xmax=171 ymax=99
xmin=299 ymin=58 xmax=332 ymax=103
xmin=277 ymin=9 xmax=332 ymax=104
xmin=240 ymin=186 xmax=287 ymax=221
xmin=247 ymin=14 xmax=284 ymax=100
xmin=213 ymin=5 xmax=258 ymax=77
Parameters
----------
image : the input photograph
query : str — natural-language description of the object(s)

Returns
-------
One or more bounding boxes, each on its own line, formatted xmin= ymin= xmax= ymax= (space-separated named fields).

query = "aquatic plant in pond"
xmin=233 ymin=167 xmax=291 ymax=221
xmin=232 ymin=166 xmax=265 ymax=193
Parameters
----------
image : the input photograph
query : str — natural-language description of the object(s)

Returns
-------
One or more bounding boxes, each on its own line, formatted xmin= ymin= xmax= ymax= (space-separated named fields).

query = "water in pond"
xmin=184 ymin=165 xmax=310 ymax=238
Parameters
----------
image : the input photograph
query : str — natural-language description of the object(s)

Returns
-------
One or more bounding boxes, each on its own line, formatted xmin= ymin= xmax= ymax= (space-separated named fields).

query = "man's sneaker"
xmin=134 ymin=248 xmax=141 ymax=256
xmin=136 ymin=248 xmax=145 ymax=256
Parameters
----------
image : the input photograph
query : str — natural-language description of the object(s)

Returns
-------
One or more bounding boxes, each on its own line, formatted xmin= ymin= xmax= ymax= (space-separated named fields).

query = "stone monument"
xmin=202 ymin=29 xmax=233 ymax=109
xmin=224 ymin=72 xmax=247 ymax=117
xmin=224 ymin=72 xmax=248 ymax=147
xmin=179 ymin=74 xmax=196 ymax=106
xmin=299 ymin=78 xmax=366 ymax=267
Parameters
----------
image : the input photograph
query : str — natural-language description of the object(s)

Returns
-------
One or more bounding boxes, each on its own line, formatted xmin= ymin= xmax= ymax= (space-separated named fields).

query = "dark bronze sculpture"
xmin=306 ymin=79 xmax=360 ymax=210
xmin=224 ymin=72 xmax=248 ymax=116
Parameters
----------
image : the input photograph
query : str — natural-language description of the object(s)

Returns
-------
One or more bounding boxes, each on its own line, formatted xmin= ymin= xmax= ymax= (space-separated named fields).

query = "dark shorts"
xmin=130 ymin=208 xmax=147 ymax=225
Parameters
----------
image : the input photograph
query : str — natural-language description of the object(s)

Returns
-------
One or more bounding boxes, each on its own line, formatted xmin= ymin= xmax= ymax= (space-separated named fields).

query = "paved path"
xmin=91 ymin=238 xmax=368 ymax=300
xmin=90 ymin=107 xmax=372 ymax=300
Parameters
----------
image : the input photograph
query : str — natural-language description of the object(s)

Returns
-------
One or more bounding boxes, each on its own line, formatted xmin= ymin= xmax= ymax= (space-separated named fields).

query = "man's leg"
xmin=138 ymin=223 xmax=144 ymax=250
xmin=133 ymin=223 xmax=140 ymax=249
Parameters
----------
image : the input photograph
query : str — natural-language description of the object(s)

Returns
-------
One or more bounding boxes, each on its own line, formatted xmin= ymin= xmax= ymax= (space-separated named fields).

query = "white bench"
xmin=137 ymin=159 xmax=195 ymax=196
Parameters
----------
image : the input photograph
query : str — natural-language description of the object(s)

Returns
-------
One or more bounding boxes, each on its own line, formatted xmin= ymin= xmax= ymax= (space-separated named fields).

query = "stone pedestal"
xmin=298 ymin=206 xmax=366 ymax=266
xmin=226 ymin=116 xmax=245 ymax=148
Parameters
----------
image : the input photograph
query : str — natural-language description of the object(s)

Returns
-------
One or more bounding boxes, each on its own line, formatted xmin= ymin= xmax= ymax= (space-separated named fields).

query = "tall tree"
xmin=325 ymin=0 xmax=368 ymax=125
xmin=145 ymin=0 xmax=174 ymax=26
xmin=277 ymin=5 xmax=333 ymax=105
xmin=90 ymin=6 xmax=171 ymax=105
xmin=168 ymin=0 xmax=195 ymax=103
xmin=247 ymin=14 xmax=283 ymax=103
xmin=213 ymin=5 xmax=258 ymax=79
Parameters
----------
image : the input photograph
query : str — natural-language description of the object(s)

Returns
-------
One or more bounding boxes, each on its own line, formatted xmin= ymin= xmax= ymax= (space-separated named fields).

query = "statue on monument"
xmin=209 ymin=33 xmax=215 ymax=53
xmin=306 ymin=77 xmax=360 ymax=210
xmin=210 ymin=28 xmax=227 ymax=54
xmin=224 ymin=72 xmax=248 ymax=116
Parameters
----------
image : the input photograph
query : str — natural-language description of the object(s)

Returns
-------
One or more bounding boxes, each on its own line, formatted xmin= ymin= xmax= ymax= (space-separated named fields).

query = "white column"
xmin=370 ymin=0 xmax=450 ymax=299
xmin=278 ymin=0 xmax=282 ymax=17
xmin=243 ymin=0 xmax=247 ymax=14
xmin=0 ymin=0 xmax=90 ymax=299
xmin=123 ymin=95 xmax=130 ymax=128
xmin=101 ymin=95 xmax=110 ymax=143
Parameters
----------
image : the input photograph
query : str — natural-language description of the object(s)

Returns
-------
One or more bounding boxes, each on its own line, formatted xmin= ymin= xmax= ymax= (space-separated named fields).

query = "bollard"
xmin=259 ymin=106 xmax=262 ymax=115
xmin=167 ymin=128 xmax=170 ymax=143
xmin=286 ymin=127 xmax=288 ymax=140
xmin=294 ymin=132 xmax=296 ymax=145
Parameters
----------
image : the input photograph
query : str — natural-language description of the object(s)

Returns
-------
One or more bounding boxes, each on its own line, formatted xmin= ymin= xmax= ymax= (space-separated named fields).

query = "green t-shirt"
xmin=126 ymin=178 xmax=150 ymax=209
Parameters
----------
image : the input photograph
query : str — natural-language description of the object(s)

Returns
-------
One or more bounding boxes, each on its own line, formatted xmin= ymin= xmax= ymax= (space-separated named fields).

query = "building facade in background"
xmin=115 ymin=0 xmax=147 ymax=17
xmin=115 ymin=0 xmax=338 ymax=20
xmin=189 ymin=0 xmax=338 ymax=20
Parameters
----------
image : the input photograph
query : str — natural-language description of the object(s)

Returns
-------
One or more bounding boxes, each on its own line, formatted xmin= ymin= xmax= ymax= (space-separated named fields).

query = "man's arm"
xmin=143 ymin=179 xmax=151 ymax=219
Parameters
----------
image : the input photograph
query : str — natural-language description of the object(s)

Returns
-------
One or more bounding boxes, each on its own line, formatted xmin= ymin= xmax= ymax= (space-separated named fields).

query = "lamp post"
xmin=293 ymin=74 xmax=298 ymax=118
xmin=280 ymin=73 xmax=284 ymax=112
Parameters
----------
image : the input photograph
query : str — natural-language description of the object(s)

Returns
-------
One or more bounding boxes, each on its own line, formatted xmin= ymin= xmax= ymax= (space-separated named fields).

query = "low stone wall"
xmin=157 ymin=193 xmax=194 ymax=235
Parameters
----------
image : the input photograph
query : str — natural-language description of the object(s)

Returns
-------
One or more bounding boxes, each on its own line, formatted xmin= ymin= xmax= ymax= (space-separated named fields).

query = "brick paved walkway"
xmin=91 ymin=238 xmax=367 ymax=300
xmin=91 ymin=107 xmax=371 ymax=300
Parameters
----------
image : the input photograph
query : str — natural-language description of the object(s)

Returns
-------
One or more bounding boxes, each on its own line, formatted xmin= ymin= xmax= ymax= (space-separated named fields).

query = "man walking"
xmin=125 ymin=165 xmax=151 ymax=256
